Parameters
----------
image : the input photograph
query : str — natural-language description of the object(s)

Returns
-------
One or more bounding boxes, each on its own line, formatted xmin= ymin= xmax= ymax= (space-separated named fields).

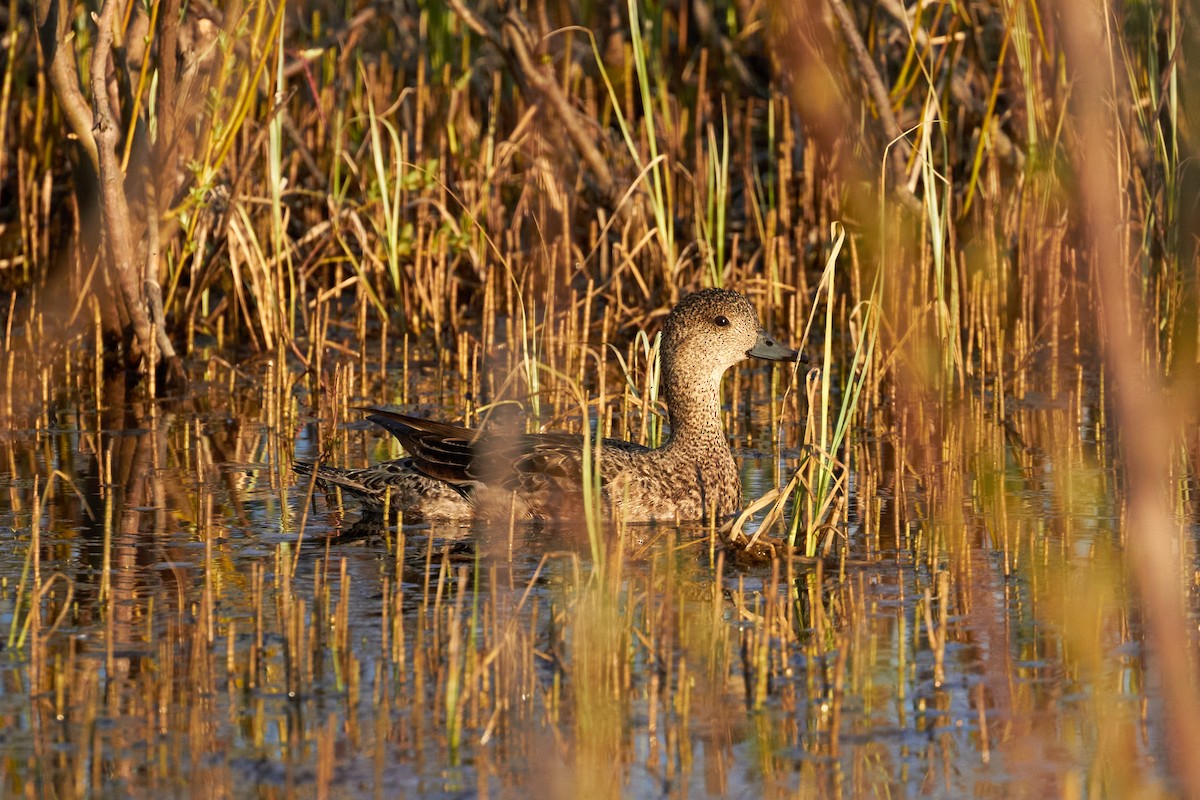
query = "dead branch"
xmin=826 ymin=0 xmax=920 ymax=211
xmin=90 ymin=0 xmax=177 ymax=369
xmin=35 ymin=0 xmax=98 ymax=171
xmin=448 ymin=0 xmax=627 ymax=215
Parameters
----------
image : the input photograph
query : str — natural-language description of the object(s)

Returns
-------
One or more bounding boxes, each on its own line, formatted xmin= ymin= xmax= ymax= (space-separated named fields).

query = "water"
xmin=0 ymin=355 xmax=1185 ymax=799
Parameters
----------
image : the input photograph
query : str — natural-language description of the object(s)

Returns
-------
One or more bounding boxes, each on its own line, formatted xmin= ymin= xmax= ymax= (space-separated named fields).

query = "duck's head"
xmin=660 ymin=288 xmax=805 ymax=383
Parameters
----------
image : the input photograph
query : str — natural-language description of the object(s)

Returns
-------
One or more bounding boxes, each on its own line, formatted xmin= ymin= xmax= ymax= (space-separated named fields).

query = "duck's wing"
xmin=364 ymin=408 xmax=650 ymax=492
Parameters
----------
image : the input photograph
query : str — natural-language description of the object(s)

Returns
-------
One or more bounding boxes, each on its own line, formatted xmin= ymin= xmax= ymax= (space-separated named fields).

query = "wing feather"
xmin=362 ymin=407 xmax=652 ymax=495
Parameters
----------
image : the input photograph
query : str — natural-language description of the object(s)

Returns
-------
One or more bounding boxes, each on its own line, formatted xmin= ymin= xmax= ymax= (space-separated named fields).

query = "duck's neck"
xmin=661 ymin=368 xmax=728 ymax=446
xmin=659 ymin=362 xmax=742 ymax=519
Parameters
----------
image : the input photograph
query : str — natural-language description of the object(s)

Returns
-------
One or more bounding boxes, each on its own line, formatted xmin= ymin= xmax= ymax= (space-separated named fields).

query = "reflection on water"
xmin=0 ymin=361 xmax=1186 ymax=799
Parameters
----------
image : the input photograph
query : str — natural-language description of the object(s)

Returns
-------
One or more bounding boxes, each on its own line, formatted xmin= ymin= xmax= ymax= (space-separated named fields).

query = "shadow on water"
xmin=0 ymin=364 xmax=1184 ymax=799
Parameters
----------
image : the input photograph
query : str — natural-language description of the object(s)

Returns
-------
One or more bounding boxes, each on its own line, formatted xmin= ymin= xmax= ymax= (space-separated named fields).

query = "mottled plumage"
xmin=296 ymin=288 xmax=803 ymax=522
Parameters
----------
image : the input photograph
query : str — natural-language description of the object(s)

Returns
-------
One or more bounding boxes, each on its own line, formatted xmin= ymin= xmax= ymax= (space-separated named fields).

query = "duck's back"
xmin=367 ymin=409 xmax=741 ymax=522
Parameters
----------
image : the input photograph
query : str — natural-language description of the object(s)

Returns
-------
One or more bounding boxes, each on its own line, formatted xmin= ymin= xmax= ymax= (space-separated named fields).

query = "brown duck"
xmin=295 ymin=288 xmax=804 ymax=522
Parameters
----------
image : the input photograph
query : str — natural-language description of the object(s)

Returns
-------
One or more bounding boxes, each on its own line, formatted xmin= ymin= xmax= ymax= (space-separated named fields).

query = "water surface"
xmin=0 ymin=355 xmax=1185 ymax=799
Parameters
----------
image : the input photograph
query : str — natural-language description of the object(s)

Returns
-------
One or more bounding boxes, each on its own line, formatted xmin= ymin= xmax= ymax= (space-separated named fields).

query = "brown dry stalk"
xmin=1056 ymin=1 xmax=1200 ymax=796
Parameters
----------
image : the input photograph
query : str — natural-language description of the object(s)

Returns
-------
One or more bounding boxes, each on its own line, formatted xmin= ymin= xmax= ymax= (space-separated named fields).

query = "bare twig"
xmin=503 ymin=12 xmax=620 ymax=206
xmin=826 ymin=0 xmax=920 ymax=210
xmin=826 ymin=0 xmax=907 ymax=161
xmin=35 ymin=0 xmax=98 ymax=170
xmin=447 ymin=0 xmax=626 ymax=213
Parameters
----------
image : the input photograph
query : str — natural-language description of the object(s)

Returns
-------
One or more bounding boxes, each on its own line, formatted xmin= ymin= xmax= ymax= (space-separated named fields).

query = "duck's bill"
xmin=747 ymin=330 xmax=807 ymax=363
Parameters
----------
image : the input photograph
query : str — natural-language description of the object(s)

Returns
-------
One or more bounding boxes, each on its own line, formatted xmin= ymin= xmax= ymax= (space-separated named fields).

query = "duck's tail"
xmin=293 ymin=460 xmax=387 ymax=506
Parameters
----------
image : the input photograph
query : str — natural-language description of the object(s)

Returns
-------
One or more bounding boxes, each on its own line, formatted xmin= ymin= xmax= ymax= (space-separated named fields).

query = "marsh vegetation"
xmin=2 ymin=0 xmax=1199 ymax=796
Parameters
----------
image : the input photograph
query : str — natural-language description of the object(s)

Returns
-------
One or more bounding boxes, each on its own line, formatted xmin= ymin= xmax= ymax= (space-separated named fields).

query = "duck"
xmin=294 ymin=288 xmax=804 ymax=522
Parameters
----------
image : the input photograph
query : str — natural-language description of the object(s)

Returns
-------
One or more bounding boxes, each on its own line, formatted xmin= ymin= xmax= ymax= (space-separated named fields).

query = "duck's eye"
xmin=714 ymin=315 xmax=730 ymax=327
